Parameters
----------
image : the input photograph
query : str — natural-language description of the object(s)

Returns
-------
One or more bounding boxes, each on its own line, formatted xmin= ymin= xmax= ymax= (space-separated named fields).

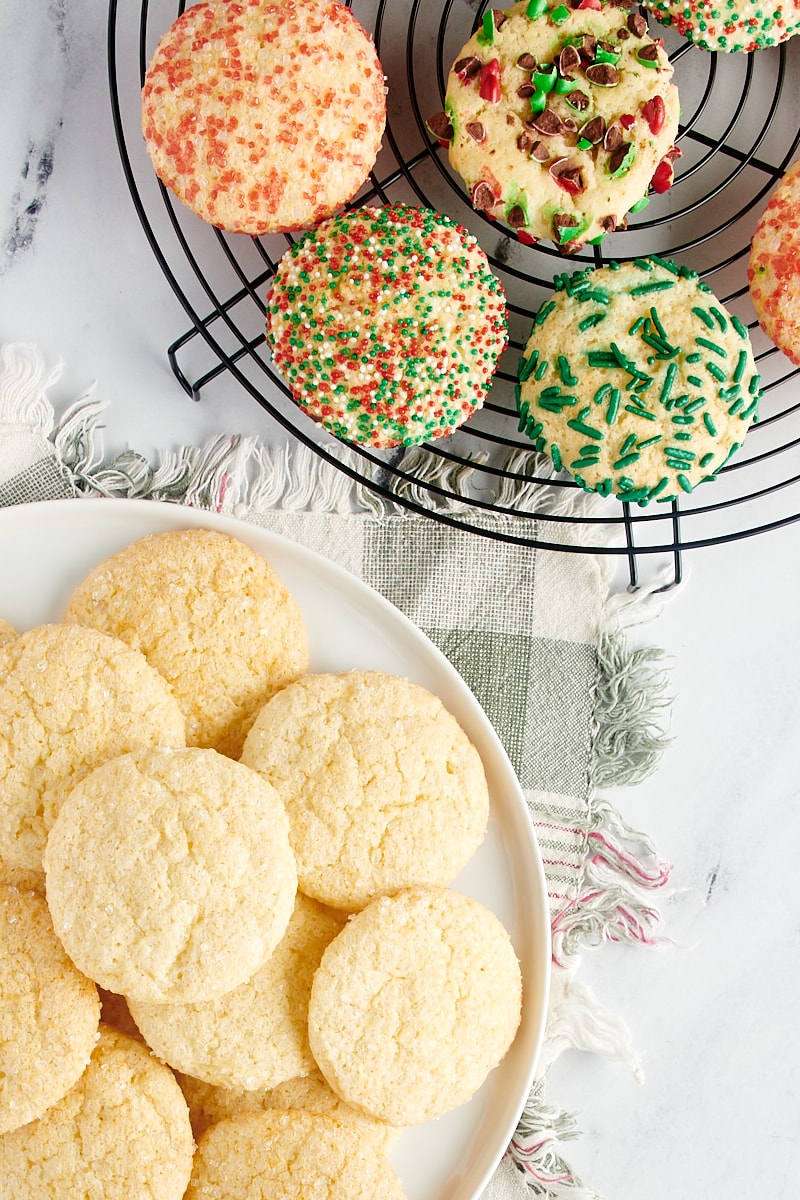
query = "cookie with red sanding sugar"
xmin=748 ymin=158 xmax=800 ymax=367
xmin=640 ymin=0 xmax=800 ymax=52
xmin=429 ymin=2 xmax=680 ymax=253
xmin=265 ymin=203 xmax=508 ymax=447
xmin=141 ymin=0 xmax=386 ymax=236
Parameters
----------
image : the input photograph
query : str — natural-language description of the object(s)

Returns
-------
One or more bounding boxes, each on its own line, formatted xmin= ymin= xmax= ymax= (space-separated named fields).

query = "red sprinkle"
xmin=479 ymin=59 xmax=501 ymax=104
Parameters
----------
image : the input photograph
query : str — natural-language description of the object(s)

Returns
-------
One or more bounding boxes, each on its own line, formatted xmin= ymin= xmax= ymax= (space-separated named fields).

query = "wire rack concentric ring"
xmin=108 ymin=0 xmax=800 ymax=586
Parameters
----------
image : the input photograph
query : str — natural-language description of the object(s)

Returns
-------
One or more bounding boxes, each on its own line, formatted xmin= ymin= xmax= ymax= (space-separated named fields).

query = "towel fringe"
xmin=0 ymin=342 xmax=62 ymax=434
xmin=506 ymin=1082 xmax=603 ymax=1199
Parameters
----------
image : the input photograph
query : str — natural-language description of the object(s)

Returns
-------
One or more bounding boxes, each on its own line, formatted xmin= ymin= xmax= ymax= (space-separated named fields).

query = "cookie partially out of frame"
xmin=748 ymin=157 xmax=800 ymax=368
xmin=240 ymin=671 xmax=490 ymax=910
xmin=266 ymin=203 xmax=508 ymax=448
xmin=0 ymin=886 xmax=100 ymax=1135
xmin=45 ymin=747 xmax=297 ymax=1004
xmin=0 ymin=1026 xmax=194 ymax=1200
xmin=517 ymin=256 xmax=760 ymax=503
xmin=62 ymin=528 xmax=309 ymax=759
xmin=432 ymin=1 xmax=680 ymax=251
xmin=0 ymin=623 xmax=185 ymax=872
xmin=142 ymin=0 xmax=386 ymax=235
xmin=183 ymin=1109 xmax=407 ymax=1200
xmin=307 ymin=887 xmax=523 ymax=1126
xmin=641 ymin=0 xmax=800 ymax=53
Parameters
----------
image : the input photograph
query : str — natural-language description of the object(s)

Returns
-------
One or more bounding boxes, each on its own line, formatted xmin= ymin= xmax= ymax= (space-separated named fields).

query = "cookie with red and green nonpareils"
xmin=517 ymin=257 xmax=760 ymax=503
xmin=428 ymin=1 xmax=680 ymax=252
xmin=640 ymin=0 xmax=800 ymax=52
xmin=748 ymin=158 xmax=800 ymax=367
xmin=265 ymin=204 xmax=508 ymax=448
xmin=141 ymin=0 xmax=386 ymax=236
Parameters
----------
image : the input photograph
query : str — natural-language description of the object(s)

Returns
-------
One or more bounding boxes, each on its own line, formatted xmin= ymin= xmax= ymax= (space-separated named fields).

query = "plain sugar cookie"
xmin=184 ymin=1109 xmax=407 ymax=1200
xmin=240 ymin=670 xmax=490 ymax=909
xmin=307 ymin=886 xmax=523 ymax=1125
xmin=45 ymin=747 xmax=297 ymax=1004
xmin=0 ymin=1025 xmax=194 ymax=1200
xmin=0 ymin=618 xmax=16 ymax=648
xmin=129 ymin=893 xmax=343 ymax=1089
xmin=142 ymin=0 xmax=386 ymax=235
xmin=0 ymin=623 xmax=186 ymax=871
xmin=61 ymin=527 xmax=309 ymax=758
xmin=0 ymin=885 xmax=100 ymax=1135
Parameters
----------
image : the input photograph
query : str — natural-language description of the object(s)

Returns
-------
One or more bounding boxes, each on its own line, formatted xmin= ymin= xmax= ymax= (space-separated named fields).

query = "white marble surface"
xmin=2 ymin=3 xmax=800 ymax=1197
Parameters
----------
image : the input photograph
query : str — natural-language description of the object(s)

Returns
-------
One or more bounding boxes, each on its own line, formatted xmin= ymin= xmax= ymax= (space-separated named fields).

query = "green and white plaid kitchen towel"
xmin=0 ymin=341 xmax=673 ymax=1199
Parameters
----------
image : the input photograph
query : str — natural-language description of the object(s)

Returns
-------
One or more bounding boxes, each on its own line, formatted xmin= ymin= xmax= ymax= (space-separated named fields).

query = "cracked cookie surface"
xmin=240 ymin=670 xmax=490 ymax=910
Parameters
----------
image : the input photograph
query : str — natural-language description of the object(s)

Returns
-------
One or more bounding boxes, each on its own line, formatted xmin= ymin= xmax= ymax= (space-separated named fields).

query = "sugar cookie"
xmin=184 ymin=1109 xmax=406 ymax=1200
xmin=434 ymin=1 xmax=680 ymax=251
xmin=45 ymin=747 xmax=297 ymax=1004
xmin=0 ymin=885 xmax=100 ymax=1134
xmin=265 ymin=203 xmax=508 ymax=448
xmin=142 ymin=0 xmax=386 ymax=235
xmin=307 ymin=886 xmax=522 ymax=1125
xmin=0 ymin=623 xmax=185 ymax=871
xmin=130 ymin=893 xmax=342 ymax=1089
xmin=0 ymin=1025 xmax=194 ymax=1199
xmin=0 ymin=618 xmax=16 ymax=648
xmin=748 ymin=157 xmax=800 ymax=368
xmin=641 ymin=0 xmax=800 ymax=53
xmin=62 ymin=527 xmax=308 ymax=758
xmin=517 ymin=256 xmax=760 ymax=502
xmin=240 ymin=670 xmax=490 ymax=909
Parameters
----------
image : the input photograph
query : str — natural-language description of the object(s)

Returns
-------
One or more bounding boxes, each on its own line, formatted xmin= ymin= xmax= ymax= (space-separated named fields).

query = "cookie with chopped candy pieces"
xmin=429 ymin=0 xmax=680 ymax=253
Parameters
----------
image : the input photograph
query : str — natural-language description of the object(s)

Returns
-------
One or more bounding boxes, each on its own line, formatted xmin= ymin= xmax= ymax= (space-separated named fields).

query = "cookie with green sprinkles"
xmin=430 ymin=1 xmax=680 ymax=252
xmin=640 ymin=0 xmax=800 ymax=53
xmin=517 ymin=256 xmax=761 ymax=503
xmin=265 ymin=203 xmax=508 ymax=448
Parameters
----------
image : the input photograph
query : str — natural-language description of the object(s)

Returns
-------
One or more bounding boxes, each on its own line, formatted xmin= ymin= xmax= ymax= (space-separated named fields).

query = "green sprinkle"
xmin=749 ymin=373 xmax=761 ymax=395
xmin=630 ymin=280 xmax=676 ymax=296
xmin=596 ymin=478 xmax=613 ymax=496
xmin=710 ymin=307 xmax=728 ymax=332
xmin=592 ymin=383 xmax=612 ymax=405
xmin=685 ymin=352 xmax=702 ymax=363
xmin=534 ymin=359 xmax=550 ymax=381
xmin=728 ymin=397 xmax=744 ymax=415
xmin=613 ymin=451 xmax=641 ymax=469
xmin=696 ymin=336 xmax=727 ymax=358
xmin=526 ymin=419 xmax=544 ymax=439
xmin=629 ymin=317 xmax=647 ymax=335
xmin=706 ymin=361 xmax=727 ymax=382
xmin=579 ymin=312 xmax=606 ymax=331
xmin=571 ymin=457 xmax=601 ymax=470
xmin=648 ymin=477 xmax=670 ymax=499
xmin=637 ymin=434 xmax=663 ymax=449
xmin=703 ymin=412 xmax=718 ymax=436
xmin=659 ymin=361 xmax=678 ymax=406
xmin=580 ymin=288 xmax=611 ymax=305
xmin=700 ymin=453 xmax=715 ymax=468
xmin=718 ymin=385 xmax=741 ymax=400
xmin=649 ymin=307 xmax=669 ymax=342
xmin=650 ymin=256 xmax=680 ymax=275
xmin=664 ymin=447 xmax=696 ymax=462
xmin=733 ymin=349 xmax=748 ymax=383
xmin=731 ymin=315 xmax=749 ymax=339
xmin=539 ymin=385 xmax=562 ymax=399
xmin=558 ymin=355 xmax=578 ymax=386
xmin=677 ymin=474 xmax=694 ymax=493
xmin=683 ymin=397 xmax=707 ymax=414
xmin=634 ymin=259 xmax=654 ymax=272
xmin=687 ymin=375 xmax=704 ymax=388
xmin=692 ymin=306 xmax=715 ymax=330
xmin=625 ymin=405 xmax=657 ymax=420
xmin=740 ymin=397 xmax=759 ymax=420
xmin=517 ymin=401 xmax=529 ymax=432
xmin=567 ymin=417 xmax=604 ymax=440
xmin=551 ymin=444 xmax=562 ymax=470
xmin=620 ymin=433 xmax=638 ymax=456
xmin=535 ymin=300 xmax=557 ymax=327
xmin=672 ymin=414 xmax=695 ymax=425
xmin=518 ymin=351 xmax=539 ymax=381
xmin=605 ymin=388 xmax=621 ymax=425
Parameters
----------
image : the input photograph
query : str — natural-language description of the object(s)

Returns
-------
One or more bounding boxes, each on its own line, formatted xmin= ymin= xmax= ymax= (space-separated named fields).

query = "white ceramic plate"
xmin=0 ymin=497 xmax=550 ymax=1200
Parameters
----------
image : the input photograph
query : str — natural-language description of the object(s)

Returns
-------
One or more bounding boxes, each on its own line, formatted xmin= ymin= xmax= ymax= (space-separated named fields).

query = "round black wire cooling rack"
xmin=108 ymin=0 xmax=800 ymax=587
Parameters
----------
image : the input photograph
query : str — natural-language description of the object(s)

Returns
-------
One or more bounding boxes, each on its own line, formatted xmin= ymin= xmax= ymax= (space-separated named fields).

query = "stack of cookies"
xmin=0 ymin=528 xmax=524 ymax=1199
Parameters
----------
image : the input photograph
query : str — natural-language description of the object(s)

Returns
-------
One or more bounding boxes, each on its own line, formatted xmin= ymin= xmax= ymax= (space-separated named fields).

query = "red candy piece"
xmin=651 ymin=157 xmax=674 ymax=194
xmin=516 ymin=229 xmax=538 ymax=245
xmin=641 ymin=95 xmax=666 ymax=135
xmin=620 ymin=114 xmax=635 ymax=130
xmin=479 ymin=59 xmax=501 ymax=104
xmin=579 ymin=0 xmax=602 ymax=9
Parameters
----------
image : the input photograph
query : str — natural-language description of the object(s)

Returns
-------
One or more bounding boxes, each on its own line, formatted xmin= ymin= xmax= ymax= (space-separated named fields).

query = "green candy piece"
xmin=550 ymin=4 xmax=571 ymax=24
xmin=526 ymin=0 xmax=549 ymax=16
